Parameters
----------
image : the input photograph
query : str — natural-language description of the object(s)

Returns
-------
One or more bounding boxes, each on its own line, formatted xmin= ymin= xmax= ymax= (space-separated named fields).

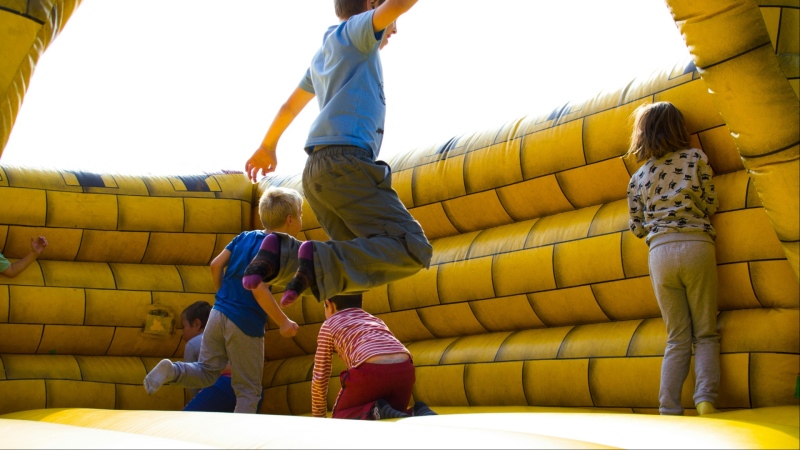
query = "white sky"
xmin=2 ymin=0 xmax=690 ymax=177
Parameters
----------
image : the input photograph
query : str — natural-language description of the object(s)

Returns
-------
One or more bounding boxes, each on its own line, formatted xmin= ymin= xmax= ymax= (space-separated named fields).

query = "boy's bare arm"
xmin=372 ymin=0 xmax=417 ymax=32
xmin=253 ymin=283 xmax=299 ymax=337
xmin=209 ymin=249 xmax=231 ymax=291
xmin=0 ymin=236 xmax=47 ymax=278
xmin=245 ymin=86 xmax=315 ymax=182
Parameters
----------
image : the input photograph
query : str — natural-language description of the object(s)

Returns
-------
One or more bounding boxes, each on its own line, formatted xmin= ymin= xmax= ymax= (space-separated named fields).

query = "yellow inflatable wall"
xmin=0 ymin=0 xmax=797 ymax=448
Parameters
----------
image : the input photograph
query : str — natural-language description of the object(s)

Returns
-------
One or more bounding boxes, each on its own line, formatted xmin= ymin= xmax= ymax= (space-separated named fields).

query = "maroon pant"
xmin=331 ymin=360 xmax=415 ymax=420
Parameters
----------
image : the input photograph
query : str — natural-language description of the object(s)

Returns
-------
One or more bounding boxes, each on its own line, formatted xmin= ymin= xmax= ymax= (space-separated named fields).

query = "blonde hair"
xmin=258 ymin=187 xmax=303 ymax=231
xmin=626 ymin=102 xmax=691 ymax=162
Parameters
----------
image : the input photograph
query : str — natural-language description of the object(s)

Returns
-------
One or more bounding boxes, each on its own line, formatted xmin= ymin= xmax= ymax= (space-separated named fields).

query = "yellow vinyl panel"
xmin=620 ymin=62 xmax=696 ymax=104
xmin=0 ymin=286 xmax=7 ymax=322
xmin=438 ymin=256 xmax=494 ymax=303
xmin=470 ymin=295 xmax=546 ymax=332
xmin=363 ymin=283 xmax=390 ymax=315
xmin=0 ymin=324 xmax=43 ymax=353
xmin=750 ymin=260 xmax=800 ymax=308
xmin=492 ymin=244 xmax=556 ymax=297
xmin=263 ymin=360 xmax=283 ymax=387
xmin=46 ymin=192 xmax=117 ymax=230
xmin=76 ymin=356 xmax=148 ymax=384
xmin=264 ymin=329 xmax=313 ymax=361
xmin=460 ymin=128 xmax=504 ymax=155
xmin=715 ymin=171 xmax=751 ymax=212
xmin=626 ymin=318 xmax=667 ymax=357
xmin=281 ymin=324 xmax=319 ymax=357
xmin=270 ymin=355 xmax=314 ymax=386
xmin=750 ymin=353 xmax=800 ymax=408
xmin=46 ymin=380 xmax=115 ymax=409
xmin=85 ymin=289 xmax=151 ymax=327
xmin=760 ymin=6 xmax=781 ymax=48
xmin=526 ymin=206 xmax=600 ymax=248
xmin=0 ymin=260 xmax=44 ymax=287
xmin=110 ymin=263 xmax=183 ymax=291
xmin=140 ymin=177 xmax=217 ymax=199
xmin=717 ymin=353 xmax=753 ymax=409
xmin=439 ymin=332 xmax=511 ymax=364
xmin=418 ymin=303 xmax=487 ymax=338
xmin=106 ymin=328 xmax=181 ymax=357
xmin=210 ymin=173 xmax=252 ymax=201
xmin=523 ymin=359 xmax=593 ymax=407
xmin=583 ymin=99 xmax=646 ymax=164
xmin=463 ymin=139 xmax=523 ymax=194
xmin=698 ymin=126 xmax=745 ymax=175
xmin=2 ymin=354 xmax=81 ymax=380
xmin=406 ymin=203 xmax=459 ymax=241
xmin=287 ymin=380 xmax=312 ymax=416
xmin=442 ymin=191 xmax=514 ymax=234
xmin=391 ymin=167 xmax=413 ymax=208
xmin=212 ymin=234 xmax=239 ymax=261
xmin=411 ymin=155 xmax=466 ymax=206
xmin=497 ymin=176 xmax=574 ymax=221
xmin=8 ymin=286 xmax=84 ymax=325
xmin=520 ymin=119 xmax=585 ymax=180
xmin=655 ymin=79 xmax=726 ymax=135
xmin=713 ymin=209 xmax=787 ymax=264
xmin=777 ymin=6 xmax=799 ymax=55
xmin=589 ymin=358 xmax=661 ymax=408
xmin=75 ymin=230 xmax=148 ymax=263
xmin=38 ymin=325 xmax=115 ymax=356
xmin=745 ymin=152 xmax=800 ymax=240
xmin=183 ymin=198 xmax=242 ymax=234
xmin=587 ymin=200 xmax=628 ymax=237
xmin=558 ymin=321 xmax=642 ymax=359
xmin=141 ymin=232 xmax=217 ymax=265
xmin=6 ymin=225 xmax=82 ymax=262
xmin=412 ymin=365 xmax=468 ymax=406
xmin=528 ymin=286 xmax=610 ymax=327
xmin=0 ymin=380 xmax=45 ymax=416
xmin=621 ymin=231 xmax=650 ymax=278
xmin=495 ymin=327 xmax=573 ymax=361
xmin=0 ymin=187 xmax=46 ymax=225
xmin=116 ymin=383 xmax=183 ymax=412
xmin=431 ymin=231 xmax=479 ymax=265
xmin=378 ymin=310 xmax=436 ymax=344
xmin=262 ymin=386 xmax=291 ymax=415
xmin=117 ymin=196 xmax=184 ymax=232
xmin=465 ymin=362 xmax=527 ymax=406
xmin=554 ymin=234 xmax=625 ymax=288
xmin=387 ymin=265 xmax=439 ymax=310
xmin=0 ymin=357 xmax=3 ymax=379
xmin=717 ymin=263 xmax=762 ymax=310
xmin=469 ymin=221 xmax=536 ymax=259
xmin=301 ymin=298 xmax=326 ymax=326
xmin=717 ymin=308 xmax=799 ymax=353
xmin=175 ymin=265 xmax=215 ymax=294
xmin=556 ymin=159 xmax=631 ymax=209
xmin=406 ymin=337 xmax=459 ymax=366
xmin=591 ymin=277 xmax=661 ymax=321
xmin=39 ymin=261 xmax=116 ymax=289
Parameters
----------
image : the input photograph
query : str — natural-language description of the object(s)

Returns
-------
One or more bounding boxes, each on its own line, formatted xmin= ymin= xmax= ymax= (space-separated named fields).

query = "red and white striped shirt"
xmin=311 ymin=307 xmax=410 ymax=417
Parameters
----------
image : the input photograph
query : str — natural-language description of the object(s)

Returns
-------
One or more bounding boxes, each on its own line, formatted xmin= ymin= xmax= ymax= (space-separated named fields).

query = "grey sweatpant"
xmin=649 ymin=237 xmax=720 ymax=415
xmin=171 ymin=310 xmax=264 ymax=413
xmin=271 ymin=146 xmax=432 ymax=301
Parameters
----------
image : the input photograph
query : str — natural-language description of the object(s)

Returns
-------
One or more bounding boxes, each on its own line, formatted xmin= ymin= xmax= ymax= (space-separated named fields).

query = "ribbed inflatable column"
xmin=666 ymin=0 xmax=800 ymax=280
xmin=0 ymin=0 xmax=81 ymax=156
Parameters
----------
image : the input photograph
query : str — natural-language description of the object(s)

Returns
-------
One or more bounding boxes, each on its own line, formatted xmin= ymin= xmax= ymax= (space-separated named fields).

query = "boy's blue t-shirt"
xmin=300 ymin=10 xmax=386 ymax=159
xmin=213 ymin=230 xmax=268 ymax=337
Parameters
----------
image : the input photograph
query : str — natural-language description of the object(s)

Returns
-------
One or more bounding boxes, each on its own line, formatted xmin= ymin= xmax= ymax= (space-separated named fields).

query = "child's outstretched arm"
xmin=245 ymin=87 xmax=315 ymax=182
xmin=372 ymin=0 xmax=418 ymax=32
xmin=252 ymin=283 xmax=299 ymax=337
xmin=0 ymin=235 xmax=48 ymax=278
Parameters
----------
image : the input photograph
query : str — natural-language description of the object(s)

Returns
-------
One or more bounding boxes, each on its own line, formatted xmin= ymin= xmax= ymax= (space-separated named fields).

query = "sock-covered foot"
xmin=281 ymin=241 xmax=319 ymax=306
xmin=411 ymin=401 xmax=437 ymax=416
xmin=696 ymin=401 xmax=719 ymax=415
xmin=370 ymin=399 xmax=410 ymax=420
xmin=243 ymin=233 xmax=281 ymax=290
xmin=143 ymin=359 xmax=176 ymax=394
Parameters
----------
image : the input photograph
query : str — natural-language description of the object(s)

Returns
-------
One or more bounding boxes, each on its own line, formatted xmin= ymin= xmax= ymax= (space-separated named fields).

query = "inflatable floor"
xmin=0 ymin=0 xmax=798 ymax=448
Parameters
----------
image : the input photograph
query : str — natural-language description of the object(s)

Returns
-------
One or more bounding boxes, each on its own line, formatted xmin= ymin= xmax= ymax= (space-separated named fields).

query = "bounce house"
xmin=1 ymin=0 xmax=798 ymax=448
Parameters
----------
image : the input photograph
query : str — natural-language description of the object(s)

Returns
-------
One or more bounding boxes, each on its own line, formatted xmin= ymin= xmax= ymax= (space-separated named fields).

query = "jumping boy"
xmin=241 ymin=0 xmax=432 ymax=307
xmin=144 ymin=187 xmax=303 ymax=413
xmin=312 ymin=293 xmax=436 ymax=419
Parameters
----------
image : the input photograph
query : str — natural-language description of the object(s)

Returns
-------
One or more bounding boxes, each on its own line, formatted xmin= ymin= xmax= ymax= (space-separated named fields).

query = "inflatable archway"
xmin=1 ymin=0 xmax=798 ymax=448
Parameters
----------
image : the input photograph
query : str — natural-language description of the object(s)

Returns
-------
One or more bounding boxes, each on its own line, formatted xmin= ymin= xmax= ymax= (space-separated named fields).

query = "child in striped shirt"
xmin=311 ymin=293 xmax=436 ymax=419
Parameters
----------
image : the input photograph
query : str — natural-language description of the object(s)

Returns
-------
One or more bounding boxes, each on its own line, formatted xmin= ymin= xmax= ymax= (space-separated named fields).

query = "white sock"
xmin=143 ymin=359 xmax=176 ymax=394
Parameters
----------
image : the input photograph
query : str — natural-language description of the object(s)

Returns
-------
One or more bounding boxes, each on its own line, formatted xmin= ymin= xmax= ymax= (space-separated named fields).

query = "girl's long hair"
xmin=626 ymin=102 xmax=691 ymax=162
